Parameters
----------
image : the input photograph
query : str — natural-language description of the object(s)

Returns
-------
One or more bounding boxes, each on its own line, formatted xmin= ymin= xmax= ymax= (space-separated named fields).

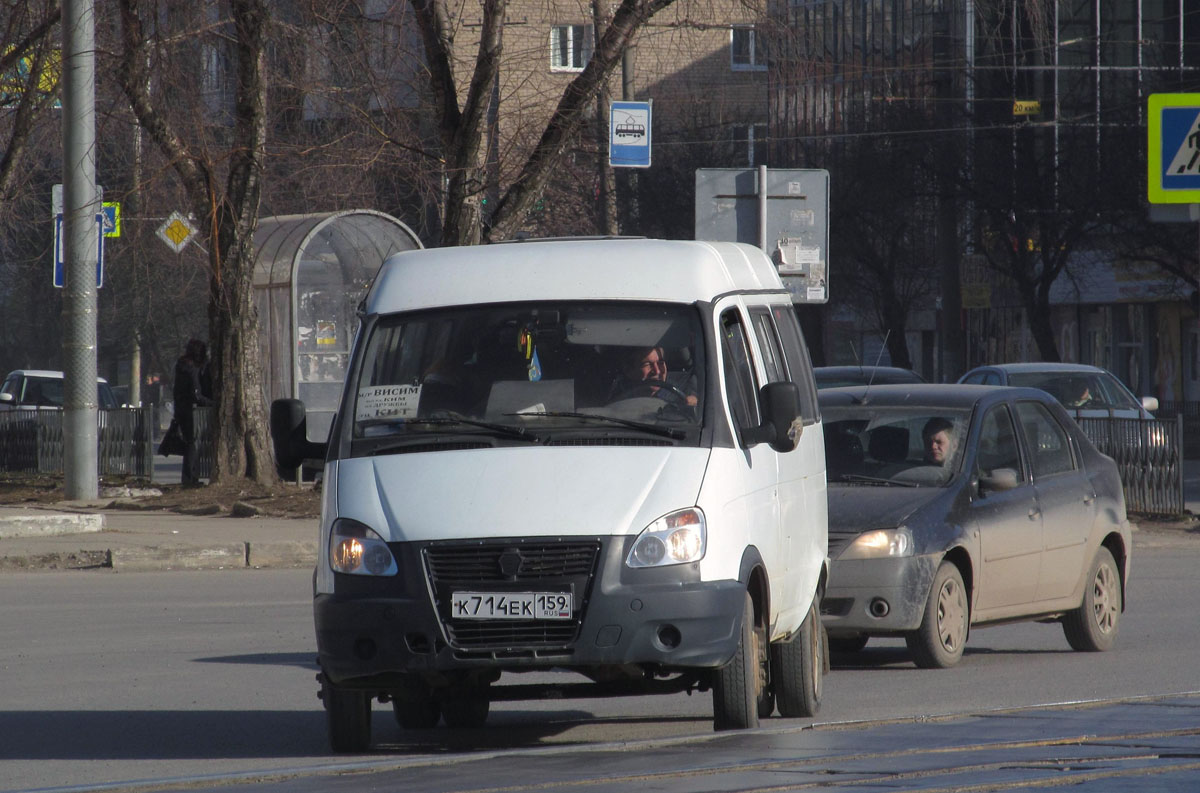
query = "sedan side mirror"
xmin=1142 ymin=396 xmax=1159 ymax=413
xmin=979 ymin=467 xmax=1019 ymax=495
xmin=270 ymin=398 xmax=328 ymax=472
xmin=0 ymin=393 xmax=11 ymax=404
xmin=742 ymin=381 xmax=802 ymax=452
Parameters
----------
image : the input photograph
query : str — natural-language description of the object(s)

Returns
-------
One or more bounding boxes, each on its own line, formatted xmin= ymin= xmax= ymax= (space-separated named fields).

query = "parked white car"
xmin=0 ymin=369 xmax=118 ymax=411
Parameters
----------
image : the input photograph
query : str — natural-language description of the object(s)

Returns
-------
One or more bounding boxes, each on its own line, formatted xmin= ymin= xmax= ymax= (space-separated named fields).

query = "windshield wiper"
xmin=510 ymin=411 xmax=687 ymax=440
xmin=359 ymin=414 xmax=539 ymax=443
xmin=834 ymin=473 xmax=920 ymax=487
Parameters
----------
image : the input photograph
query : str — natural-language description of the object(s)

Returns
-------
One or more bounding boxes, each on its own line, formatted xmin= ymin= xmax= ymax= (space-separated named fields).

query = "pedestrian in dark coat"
xmin=174 ymin=339 xmax=214 ymax=485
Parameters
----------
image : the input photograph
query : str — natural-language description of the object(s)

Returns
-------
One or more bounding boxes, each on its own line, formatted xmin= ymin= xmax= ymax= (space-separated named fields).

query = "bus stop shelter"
xmin=253 ymin=210 xmax=422 ymax=442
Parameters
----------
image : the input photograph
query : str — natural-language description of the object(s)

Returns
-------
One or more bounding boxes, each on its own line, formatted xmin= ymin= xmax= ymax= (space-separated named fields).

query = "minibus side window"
xmin=749 ymin=308 xmax=786 ymax=383
xmin=720 ymin=309 xmax=760 ymax=434
xmin=771 ymin=305 xmax=819 ymax=424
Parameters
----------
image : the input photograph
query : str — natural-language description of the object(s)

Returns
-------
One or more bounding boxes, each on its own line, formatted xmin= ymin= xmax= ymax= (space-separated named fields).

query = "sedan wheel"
xmin=1063 ymin=546 xmax=1121 ymax=652
xmin=907 ymin=561 xmax=968 ymax=669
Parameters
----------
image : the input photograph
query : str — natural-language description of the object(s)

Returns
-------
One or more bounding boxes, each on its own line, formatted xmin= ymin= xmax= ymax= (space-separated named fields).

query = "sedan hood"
xmin=333 ymin=446 xmax=711 ymax=542
xmin=827 ymin=485 xmax=946 ymax=536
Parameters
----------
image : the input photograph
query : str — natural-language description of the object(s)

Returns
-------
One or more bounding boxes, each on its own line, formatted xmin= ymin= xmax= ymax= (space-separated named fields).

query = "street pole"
xmin=61 ymin=0 xmax=99 ymax=500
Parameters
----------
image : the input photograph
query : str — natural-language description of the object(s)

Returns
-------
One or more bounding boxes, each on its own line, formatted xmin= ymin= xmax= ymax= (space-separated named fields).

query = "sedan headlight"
xmin=329 ymin=518 xmax=399 ymax=576
xmin=839 ymin=527 xmax=913 ymax=560
xmin=626 ymin=508 xmax=706 ymax=568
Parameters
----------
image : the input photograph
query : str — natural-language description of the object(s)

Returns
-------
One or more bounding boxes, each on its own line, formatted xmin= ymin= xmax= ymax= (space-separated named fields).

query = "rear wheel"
xmin=772 ymin=597 xmax=825 ymax=718
xmin=712 ymin=591 xmax=761 ymax=731
xmin=441 ymin=687 xmax=490 ymax=729
xmin=1063 ymin=547 xmax=1121 ymax=652
xmin=391 ymin=681 xmax=441 ymax=729
xmin=906 ymin=561 xmax=968 ymax=669
xmin=321 ymin=677 xmax=372 ymax=753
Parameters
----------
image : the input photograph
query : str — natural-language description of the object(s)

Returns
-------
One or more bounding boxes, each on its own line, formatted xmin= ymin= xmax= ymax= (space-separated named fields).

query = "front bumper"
xmin=820 ymin=552 xmax=939 ymax=636
xmin=315 ymin=535 xmax=746 ymax=686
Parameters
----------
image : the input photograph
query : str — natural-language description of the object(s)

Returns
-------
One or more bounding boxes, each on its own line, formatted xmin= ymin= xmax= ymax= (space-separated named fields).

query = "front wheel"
xmin=906 ymin=561 xmax=968 ymax=669
xmin=1062 ymin=546 xmax=1121 ymax=652
xmin=712 ymin=591 xmax=761 ymax=731
xmin=771 ymin=597 xmax=826 ymax=718
xmin=321 ymin=677 xmax=372 ymax=753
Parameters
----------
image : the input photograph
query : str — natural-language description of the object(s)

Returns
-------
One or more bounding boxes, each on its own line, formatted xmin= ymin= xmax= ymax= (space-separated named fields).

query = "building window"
xmin=731 ymin=27 xmax=766 ymax=71
xmin=551 ymin=24 xmax=593 ymax=72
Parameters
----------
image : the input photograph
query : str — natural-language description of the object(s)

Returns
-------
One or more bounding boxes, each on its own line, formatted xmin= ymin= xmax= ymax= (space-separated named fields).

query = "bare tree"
xmin=117 ymin=0 xmax=275 ymax=485
xmin=411 ymin=0 xmax=680 ymax=245
xmin=0 ymin=2 xmax=61 ymax=203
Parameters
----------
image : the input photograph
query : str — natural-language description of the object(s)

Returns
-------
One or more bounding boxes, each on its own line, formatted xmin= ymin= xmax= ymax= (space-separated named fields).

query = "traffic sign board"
xmin=1148 ymin=93 xmax=1200 ymax=203
xmin=53 ymin=213 xmax=105 ymax=288
xmin=156 ymin=211 xmax=198 ymax=253
xmin=610 ymin=100 xmax=651 ymax=168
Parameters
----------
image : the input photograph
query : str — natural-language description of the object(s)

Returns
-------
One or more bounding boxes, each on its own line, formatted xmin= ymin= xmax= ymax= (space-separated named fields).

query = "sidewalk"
xmin=0 ymin=504 xmax=317 ymax=572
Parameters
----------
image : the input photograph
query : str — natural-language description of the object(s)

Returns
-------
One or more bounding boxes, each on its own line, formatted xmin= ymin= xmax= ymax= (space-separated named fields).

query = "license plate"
xmin=450 ymin=591 xmax=573 ymax=620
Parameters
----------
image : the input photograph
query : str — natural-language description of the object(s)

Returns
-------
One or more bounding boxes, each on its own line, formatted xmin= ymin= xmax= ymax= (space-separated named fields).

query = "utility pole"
xmin=61 ymin=0 xmax=99 ymax=500
xmin=593 ymin=0 xmax=617 ymax=235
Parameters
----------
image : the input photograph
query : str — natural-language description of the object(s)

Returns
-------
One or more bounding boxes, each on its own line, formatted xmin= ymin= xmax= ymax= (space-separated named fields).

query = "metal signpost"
xmin=694 ymin=166 xmax=830 ymax=304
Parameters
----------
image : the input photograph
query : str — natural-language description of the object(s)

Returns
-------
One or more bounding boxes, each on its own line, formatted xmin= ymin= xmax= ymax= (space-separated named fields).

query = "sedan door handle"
xmin=1083 ymin=494 xmax=1095 ymax=505
xmin=1028 ymin=508 xmax=1041 ymax=520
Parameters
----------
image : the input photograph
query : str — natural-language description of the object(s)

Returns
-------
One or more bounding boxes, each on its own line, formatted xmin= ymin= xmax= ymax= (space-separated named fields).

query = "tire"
xmin=712 ymin=591 xmax=761 ymax=731
xmin=441 ymin=691 xmax=490 ymax=728
xmin=772 ymin=597 xmax=826 ymax=718
xmin=392 ymin=685 xmax=441 ymax=729
xmin=322 ymin=678 xmax=372 ymax=753
xmin=829 ymin=633 xmax=869 ymax=654
xmin=1063 ymin=546 xmax=1121 ymax=652
xmin=754 ymin=614 xmax=776 ymax=719
xmin=906 ymin=561 xmax=968 ymax=669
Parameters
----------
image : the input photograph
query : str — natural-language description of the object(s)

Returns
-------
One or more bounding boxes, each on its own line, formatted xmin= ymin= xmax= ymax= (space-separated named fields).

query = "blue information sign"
xmin=610 ymin=100 xmax=652 ymax=168
xmin=53 ymin=213 xmax=105 ymax=288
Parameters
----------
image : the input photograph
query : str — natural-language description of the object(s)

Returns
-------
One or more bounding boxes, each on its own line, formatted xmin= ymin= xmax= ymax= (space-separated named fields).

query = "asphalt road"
xmin=3 ymin=540 xmax=1200 ymax=792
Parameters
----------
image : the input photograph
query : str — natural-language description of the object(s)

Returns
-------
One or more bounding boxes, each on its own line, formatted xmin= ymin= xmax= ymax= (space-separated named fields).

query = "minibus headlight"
xmin=329 ymin=518 xmax=399 ymax=576
xmin=839 ymin=527 xmax=913 ymax=560
xmin=626 ymin=508 xmax=706 ymax=568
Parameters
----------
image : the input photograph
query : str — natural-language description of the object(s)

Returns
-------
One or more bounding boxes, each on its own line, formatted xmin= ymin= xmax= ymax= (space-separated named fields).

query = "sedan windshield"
xmin=822 ymin=406 xmax=971 ymax=486
xmin=1006 ymin=371 xmax=1139 ymax=412
xmin=351 ymin=301 xmax=705 ymax=445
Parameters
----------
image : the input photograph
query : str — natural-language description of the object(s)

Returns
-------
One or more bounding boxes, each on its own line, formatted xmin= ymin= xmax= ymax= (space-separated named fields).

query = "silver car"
xmin=957 ymin=363 xmax=1158 ymax=419
xmin=820 ymin=384 xmax=1131 ymax=668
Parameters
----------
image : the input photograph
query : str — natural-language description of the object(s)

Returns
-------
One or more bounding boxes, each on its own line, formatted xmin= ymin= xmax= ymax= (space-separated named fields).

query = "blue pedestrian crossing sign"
xmin=1148 ymin=93 xmax=1200 ymax=203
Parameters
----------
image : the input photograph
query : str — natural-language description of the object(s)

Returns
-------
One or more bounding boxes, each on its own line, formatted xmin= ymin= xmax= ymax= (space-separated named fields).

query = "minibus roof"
xmin=364 ymin=238 xmax=789 ymax=314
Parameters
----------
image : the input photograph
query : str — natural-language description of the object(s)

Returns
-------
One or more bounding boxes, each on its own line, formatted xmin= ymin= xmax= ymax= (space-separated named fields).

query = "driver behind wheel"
xmin=607 ymin=345 xmax=699 ymax=406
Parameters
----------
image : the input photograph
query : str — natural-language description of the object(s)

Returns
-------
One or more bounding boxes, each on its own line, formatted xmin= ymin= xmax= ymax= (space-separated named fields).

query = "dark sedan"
xmin=819 ymin=384 xmax=1131 ymax=668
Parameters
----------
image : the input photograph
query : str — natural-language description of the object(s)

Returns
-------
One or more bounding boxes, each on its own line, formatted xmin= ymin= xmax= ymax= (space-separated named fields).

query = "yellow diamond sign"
xmin=156 ymin=211 xmax=198 ymax=254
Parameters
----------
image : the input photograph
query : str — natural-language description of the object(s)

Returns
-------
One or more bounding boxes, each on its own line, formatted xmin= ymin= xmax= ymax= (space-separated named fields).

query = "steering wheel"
xmin=611 ymin=379 xmax=691 ymax=405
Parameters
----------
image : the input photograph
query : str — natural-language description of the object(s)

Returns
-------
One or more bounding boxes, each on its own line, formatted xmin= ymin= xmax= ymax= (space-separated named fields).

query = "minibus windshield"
xmin=351 ymin=302 xmax=706 ymax=443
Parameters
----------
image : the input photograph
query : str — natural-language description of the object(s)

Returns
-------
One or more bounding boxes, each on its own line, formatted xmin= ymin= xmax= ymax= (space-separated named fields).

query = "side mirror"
xmin=743 ymin=381 xmax=802 ymax=452
xmin=0 ymin=393 xmax=11 ymax=404
xmin=270 ymin=398 xmax=328 ymax=472
xmin=1142 ymin=396 xmax=1159 ymax=413
xmin=978 ymin=467 xmax=1019 ymax=495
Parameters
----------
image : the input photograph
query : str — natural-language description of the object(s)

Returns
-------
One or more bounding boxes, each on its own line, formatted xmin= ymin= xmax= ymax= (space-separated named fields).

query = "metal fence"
xmin=1075 ymin=415 xmax=1183 ymax=517
xmin=0 ymin=406 xmax=213 ymax=481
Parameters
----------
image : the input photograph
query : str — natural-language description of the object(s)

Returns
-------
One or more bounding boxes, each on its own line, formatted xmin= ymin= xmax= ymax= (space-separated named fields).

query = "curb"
xmin=0 ymin=512 xmax=105 ymax=540
xmin=109 ymin=541 xmax=317 ymax=572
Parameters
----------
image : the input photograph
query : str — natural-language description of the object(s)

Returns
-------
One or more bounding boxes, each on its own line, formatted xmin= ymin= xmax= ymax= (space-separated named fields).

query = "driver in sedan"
xmin=609 ymin=346 xmax=699 ymax=406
